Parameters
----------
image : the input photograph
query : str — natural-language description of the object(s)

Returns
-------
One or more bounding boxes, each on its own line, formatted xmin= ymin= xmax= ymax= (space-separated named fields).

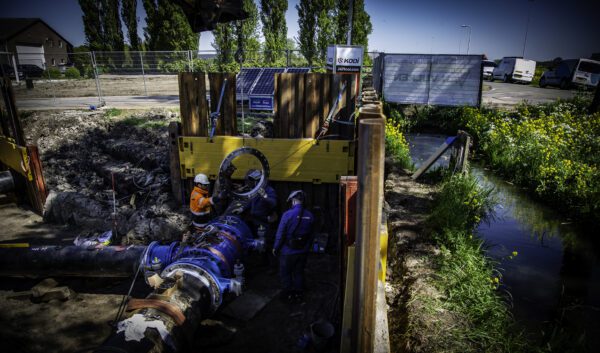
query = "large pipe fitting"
xmin=0 ymin=170 xmax=15 ymax=194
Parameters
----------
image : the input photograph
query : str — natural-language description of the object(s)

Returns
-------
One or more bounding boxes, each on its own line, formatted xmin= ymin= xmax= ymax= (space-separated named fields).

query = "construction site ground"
xmin=0 ymin=108 xmax=340 ymax=353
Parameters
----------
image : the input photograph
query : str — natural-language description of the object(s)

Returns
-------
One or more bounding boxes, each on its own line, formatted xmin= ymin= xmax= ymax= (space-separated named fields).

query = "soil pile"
xmin=21 ymin=109 xmax=188 ymax=243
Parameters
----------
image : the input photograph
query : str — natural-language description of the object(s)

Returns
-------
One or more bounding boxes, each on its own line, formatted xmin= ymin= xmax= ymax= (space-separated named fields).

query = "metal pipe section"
xmin=351 ymin=116 xmax=385 ymax=353
xmin=0 ymin=244 xmax=146 ymax=277
xmin=96 ymin=215 xmax=263 ymax=353
xmin=0 ymin=170 xmax=15 ymax=193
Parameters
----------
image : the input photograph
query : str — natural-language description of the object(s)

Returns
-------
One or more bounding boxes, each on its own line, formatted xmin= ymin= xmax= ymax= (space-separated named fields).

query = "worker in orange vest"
xmin=190 ymin=173 xmax=217 ymax=229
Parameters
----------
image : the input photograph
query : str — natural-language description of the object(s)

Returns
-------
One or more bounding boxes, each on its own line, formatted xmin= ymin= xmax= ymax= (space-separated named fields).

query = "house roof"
xmin=0 ymin=18 xmax=73 ymax=47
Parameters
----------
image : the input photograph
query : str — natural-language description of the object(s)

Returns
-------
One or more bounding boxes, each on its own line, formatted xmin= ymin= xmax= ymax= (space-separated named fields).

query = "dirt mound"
xmin=21 ymin=109 xmax=188 ymax=243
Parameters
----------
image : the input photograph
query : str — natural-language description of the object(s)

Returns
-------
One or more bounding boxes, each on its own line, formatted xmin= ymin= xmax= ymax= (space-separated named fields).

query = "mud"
xmin=384 ymin=160 xmax=459 ymax=353
xmin=20 ymin=108 xmax=187 ymax=243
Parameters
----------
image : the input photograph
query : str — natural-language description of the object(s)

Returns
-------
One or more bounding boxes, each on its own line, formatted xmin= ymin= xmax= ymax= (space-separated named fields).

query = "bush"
xmin=64 ymin=67 xmax=80 ymax=79
xmin=43 ymin=67 xmax=62 ymax=79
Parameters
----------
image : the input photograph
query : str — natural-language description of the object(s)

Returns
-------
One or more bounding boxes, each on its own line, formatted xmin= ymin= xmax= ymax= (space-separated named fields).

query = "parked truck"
xmin=539 ymin=58 xmax=600 ymax=89
xmin=492 ymin=57 xmax=536 ymax=83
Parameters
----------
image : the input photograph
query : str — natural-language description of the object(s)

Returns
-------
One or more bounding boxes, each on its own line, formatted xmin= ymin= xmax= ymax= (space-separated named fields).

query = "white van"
xmin=540 ymin=59 xmax=600 ymax=89
xmin=492 ymin=57 xmax=536 ymax=83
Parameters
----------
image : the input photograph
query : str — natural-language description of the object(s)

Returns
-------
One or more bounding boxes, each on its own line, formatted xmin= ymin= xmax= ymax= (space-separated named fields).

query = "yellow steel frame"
xmin=0 ymin=135 xmax=31 ymax=181
xmin=179 ymin=136 xmax=355 ymax=183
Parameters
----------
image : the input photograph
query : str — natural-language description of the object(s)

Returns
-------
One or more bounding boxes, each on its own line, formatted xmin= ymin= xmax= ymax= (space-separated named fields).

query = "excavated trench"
xmin=20 ymin=109 xmax=187 ymax=243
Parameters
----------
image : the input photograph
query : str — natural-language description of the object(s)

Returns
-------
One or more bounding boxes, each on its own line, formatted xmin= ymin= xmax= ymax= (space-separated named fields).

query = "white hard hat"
xmin=287 ymin=190 xmax=305 ymax=203
xmin=194 ymin=173 xmax=210 ymax=185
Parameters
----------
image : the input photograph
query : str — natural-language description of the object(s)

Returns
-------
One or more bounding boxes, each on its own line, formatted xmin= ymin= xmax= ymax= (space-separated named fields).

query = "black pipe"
xmin=0 ymin=170 xmax=15 ymax=193
xmin=0 ymin=245 xmax=146 ymax=278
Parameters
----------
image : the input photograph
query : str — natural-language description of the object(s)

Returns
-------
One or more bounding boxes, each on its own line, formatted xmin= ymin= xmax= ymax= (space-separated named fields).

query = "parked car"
xmin=0 ymin=64 xmax=24 ymax=80
xmin=482 ymin=60 xmax=497 ymax=80
xmin=539 ymin=58 xmax=600 ymax=89
xmin=492 ymin=57 xmax=536 ymax=83
xmin=18 ymin=64 xmax=44 ymax=78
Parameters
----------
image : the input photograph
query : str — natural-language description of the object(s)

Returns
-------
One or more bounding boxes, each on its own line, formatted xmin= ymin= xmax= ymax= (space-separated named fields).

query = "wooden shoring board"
xmin=209 ymin=73 xmax=237 ymax=136
xmin=304 ymin=73 xmax=321 ymax=139
xmin=0 ymin=135 xmax=31 ymax=180
xmin=178 ymin=136 xmax=355 ymax=184
xmin=178 ymin=72 xmax=208 ymax=137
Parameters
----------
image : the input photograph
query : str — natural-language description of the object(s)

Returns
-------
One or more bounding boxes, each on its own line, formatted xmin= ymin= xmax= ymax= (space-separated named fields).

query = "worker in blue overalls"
xmin=273 ymin=190 xmax=314 ymax=301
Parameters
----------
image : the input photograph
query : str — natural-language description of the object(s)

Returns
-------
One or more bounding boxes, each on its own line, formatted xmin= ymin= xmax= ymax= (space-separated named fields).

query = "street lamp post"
xmin=522 ymin=0 xmax=534 ymax=57
xmin=461 ymin=25 xmax=472 ymax=54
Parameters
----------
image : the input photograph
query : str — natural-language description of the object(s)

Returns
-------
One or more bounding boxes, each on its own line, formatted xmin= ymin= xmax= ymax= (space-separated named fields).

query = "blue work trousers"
xmin=279 ymin=252 xmax=308 ymax=293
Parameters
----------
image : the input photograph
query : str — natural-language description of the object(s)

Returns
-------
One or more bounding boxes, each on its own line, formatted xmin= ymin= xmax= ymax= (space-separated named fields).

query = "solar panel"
xmin=249 ymin=68 xmax=286 ymax=95
xmin=236 ymin=68 xmax=262 ymax=96
xmin=285 ymin=67 xmax=311 ymax=73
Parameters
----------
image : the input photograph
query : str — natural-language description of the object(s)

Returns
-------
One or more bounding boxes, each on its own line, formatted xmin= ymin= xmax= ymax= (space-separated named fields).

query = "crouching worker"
xmin=190 ymin=173 xmax=222 ymax=230
xmin=273 ymin=190 xmax=314 ymax=301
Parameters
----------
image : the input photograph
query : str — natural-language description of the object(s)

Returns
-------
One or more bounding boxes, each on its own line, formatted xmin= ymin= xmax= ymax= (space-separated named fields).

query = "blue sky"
xmin=3 ymin=0 xmax=599 ymax=61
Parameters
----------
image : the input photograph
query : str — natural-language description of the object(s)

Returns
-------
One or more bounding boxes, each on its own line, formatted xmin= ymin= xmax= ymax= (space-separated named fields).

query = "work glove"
xmin=257 ymin=188 xmax=267 ymax=198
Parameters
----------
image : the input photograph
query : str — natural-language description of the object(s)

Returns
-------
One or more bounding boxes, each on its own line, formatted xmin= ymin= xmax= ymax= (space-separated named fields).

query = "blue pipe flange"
xmin=161 ymin=262 xmax=224 ymax=312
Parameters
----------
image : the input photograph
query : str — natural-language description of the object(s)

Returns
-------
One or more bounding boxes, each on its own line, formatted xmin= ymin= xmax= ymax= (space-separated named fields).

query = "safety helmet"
xmin=245 ymin=169 xmax=262 ymax=182
xmin=287 ymin=190 xmax=305 ymax=203
xmin=194 ymin=173 xmax=210 ymax=185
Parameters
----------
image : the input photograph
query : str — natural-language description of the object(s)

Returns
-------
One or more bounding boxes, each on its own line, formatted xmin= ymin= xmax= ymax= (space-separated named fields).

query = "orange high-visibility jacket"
xmin=190 ymin=186 xmax=212 ymax=215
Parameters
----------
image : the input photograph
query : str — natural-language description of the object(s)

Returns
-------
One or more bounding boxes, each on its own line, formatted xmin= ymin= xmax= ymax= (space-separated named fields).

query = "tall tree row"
xmin=121 ymin=0 xmax=140 ymax=51
xmin=212 ymin=0 xmax=259 ymax=69
xmin=143 ymin=0 xmax=197 ymax=51
xmin=260 ymin=0 xmax=288 ymax=65
xmin=335 ymin=0 xmax=372 ymax=61
xmin=79 ymin=0 xmax=123 ymax=51
xmin=297 ymin=0 xmax=336 ymax=65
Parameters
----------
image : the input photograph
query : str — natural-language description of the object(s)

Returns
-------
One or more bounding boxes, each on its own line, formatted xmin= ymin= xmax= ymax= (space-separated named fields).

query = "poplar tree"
xmin=335 ymin=0 xmax=372 ymax=62
xmin=103 ymin=0 xmax=125 ymax=52
xmin=121 ymin=0 xmax=141 ymax=50
xmin=212 ymin=22 xmax=236 ymax=69
xmin=79 ymin=0 xmax=105 ymax=51
xmin=143 ymin=0 xmax=197 ymax=51
xmin=296 ymin=0 xmax=318 ymax=66
xmin=260 ymin=0 xmax=288 ymax=65
xmin=233 ymin=0 xmax=260 ymax=64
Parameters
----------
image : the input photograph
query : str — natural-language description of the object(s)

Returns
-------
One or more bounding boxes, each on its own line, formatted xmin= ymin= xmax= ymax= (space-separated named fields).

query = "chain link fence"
xmin=1 ymin=49 xmax=377 ymax=108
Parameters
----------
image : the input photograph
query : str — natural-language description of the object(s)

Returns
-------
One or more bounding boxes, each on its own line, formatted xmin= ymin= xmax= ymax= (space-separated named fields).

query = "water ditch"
xmin=407 ymin=133 xmax=600 ymax=350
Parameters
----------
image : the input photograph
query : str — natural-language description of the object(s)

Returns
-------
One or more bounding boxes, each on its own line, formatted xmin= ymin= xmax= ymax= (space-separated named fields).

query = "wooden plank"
xmin=25 ymin=145 xmax=46 ymax=213
xmin=178 ymin=136 xmax=354 ymax=183
xmin=178 ymin=72 xmax=208 ymax=137
xmin=411 ymin=136 xmax=456 ymax=180
xmin=0 ymin=77 xmax=25 ymax=145
xmin=169 ymin=122 xmax=184 ymax=204
xmin=219 ymin=72 xmax=237 ymax=136
xmin=278 ymin=73 xmax=292 ymax=138
xmin=292 ymin=74 xmax=305 ymax=138
xmin=352 ymin=118 xmax=385 ymax=353
xmin=304 ymin=73 xmax=321 ymax=139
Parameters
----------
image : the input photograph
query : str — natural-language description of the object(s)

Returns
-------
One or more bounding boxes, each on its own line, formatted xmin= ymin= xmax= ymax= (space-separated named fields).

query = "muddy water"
xmin=407 ymin=133 xmax=600 ymax=349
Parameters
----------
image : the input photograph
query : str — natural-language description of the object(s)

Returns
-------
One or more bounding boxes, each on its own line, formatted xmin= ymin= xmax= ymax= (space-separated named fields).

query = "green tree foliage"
xmin=103 ymin=0 xmax=125 ymax=52
xmin=143 ymin=0 xmax=198 ymax=51
xmin=296 ymin=0 xmax=318 ymax=66
xmin=260 ymin=0 xmax=288 ymax=65
xmin=212 ymin=23 xmax=236 ymax=69
xmin=233 ymin=0 xmax=260 ymax=64
xmin=121 ymin=0 xmax=141 ymax=50
xmin=335 ymin=0 xmax=372 ymax=63
xmin=79 ymin=0 xmax=105 ymax=51
xmin=316 ymin=0 xmax=336 ymax=62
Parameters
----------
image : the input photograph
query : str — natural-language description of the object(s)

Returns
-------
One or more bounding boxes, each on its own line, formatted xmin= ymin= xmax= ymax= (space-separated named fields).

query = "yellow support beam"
xmin=179 ymin=136 xmax=355 ymax=183
xmin=0 ymin=135 xmax=32 ymax=181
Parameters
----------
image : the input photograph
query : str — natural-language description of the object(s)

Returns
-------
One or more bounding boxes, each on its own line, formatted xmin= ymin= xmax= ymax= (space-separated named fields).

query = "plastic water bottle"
xmin=234 ymin=260 xmax=245 ymax=285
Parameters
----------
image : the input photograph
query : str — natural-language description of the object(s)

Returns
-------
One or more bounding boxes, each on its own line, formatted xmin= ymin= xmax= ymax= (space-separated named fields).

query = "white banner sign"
xmin=327 ymin=45 xmax=364 ymax=73
xmin=381 ymin=54 xmax=482 ymax=106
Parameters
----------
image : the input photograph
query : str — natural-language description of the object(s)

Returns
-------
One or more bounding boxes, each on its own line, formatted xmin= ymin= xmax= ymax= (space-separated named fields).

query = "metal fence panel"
xmin=382 ymin=54 xmax=482 ymax=106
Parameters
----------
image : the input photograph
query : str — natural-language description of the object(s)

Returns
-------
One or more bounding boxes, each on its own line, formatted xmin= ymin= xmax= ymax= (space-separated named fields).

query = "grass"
xmin=119 ymin=116 xmax=170 ymax=129
xmin=424 ymin=174 xmax=528 ymax=353
xmin=104 ymin=107 xmax=123 ymax=117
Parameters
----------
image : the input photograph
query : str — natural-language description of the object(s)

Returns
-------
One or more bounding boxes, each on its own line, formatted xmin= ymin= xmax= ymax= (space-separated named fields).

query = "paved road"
xmin=15 ymin=82 xmax=579 ymax=110
xmin=482 ymin=81 xmax=576 ymax=106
